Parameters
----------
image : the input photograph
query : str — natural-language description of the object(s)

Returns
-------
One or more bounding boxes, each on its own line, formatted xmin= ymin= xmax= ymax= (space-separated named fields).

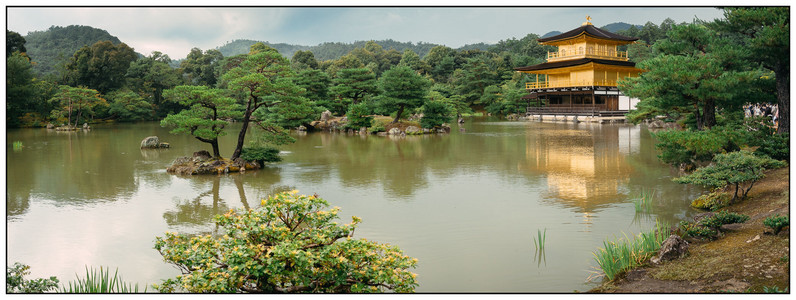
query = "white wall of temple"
xmin=618 ymin=95 xmax=640 ymax=110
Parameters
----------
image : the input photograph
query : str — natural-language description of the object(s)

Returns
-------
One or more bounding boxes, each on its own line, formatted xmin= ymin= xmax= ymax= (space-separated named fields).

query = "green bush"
xmin=763 ymin=214 xmax=789 ymax=235
xmin=240 ymin=146 xmax=282 ymax=164
xmin=698 ymin=211 xmax=750 ymax=230
xmin=755 ymin=133 xmax=789 ymax=161
xmin=420 ymin=101 xmax=454 ymax=129
xmin=345 ymin=102 xmax=374 ymax=129
xmin=674 ymin=151 xmax=786 ymax=202
xmin=690 ymin=191 xmax=732 ymax=211
xmin=6 ymin=263 xmax=59 ymax=293
xmin=652 ymin=126 xmax=744 ymax=167
xmin=678 ymin=221 xmax=719 ymax=240
xmin=154 ymin=190 xmax=418 ymax=293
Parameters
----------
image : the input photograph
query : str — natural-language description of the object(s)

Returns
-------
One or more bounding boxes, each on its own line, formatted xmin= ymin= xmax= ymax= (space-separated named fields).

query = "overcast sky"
xmin=6 ymin=5 xmax=728 ymax=59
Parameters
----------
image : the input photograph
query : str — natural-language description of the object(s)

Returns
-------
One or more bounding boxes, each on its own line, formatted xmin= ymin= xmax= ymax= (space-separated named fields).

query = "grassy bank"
xmin=591 ymin=167 xmax=790 ymax=293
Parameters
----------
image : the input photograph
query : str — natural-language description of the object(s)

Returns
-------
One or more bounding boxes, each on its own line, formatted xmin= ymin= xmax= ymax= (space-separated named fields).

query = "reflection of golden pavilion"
xmin=522 ymin=125 xmax=637 ymax=212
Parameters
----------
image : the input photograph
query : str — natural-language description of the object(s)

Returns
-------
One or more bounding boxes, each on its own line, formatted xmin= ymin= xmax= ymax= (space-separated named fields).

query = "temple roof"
xmin=514 ymin=58 xmax=637 ymax=72
xmin=538 ymin=24 xmax=638 ymax=43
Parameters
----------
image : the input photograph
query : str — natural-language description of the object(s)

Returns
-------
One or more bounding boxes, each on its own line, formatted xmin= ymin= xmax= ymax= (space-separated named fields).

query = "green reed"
xmin=632 ymin=189 xmax=655 ymax=213
xmin=60 ymin=266 xmax=146 ymax=293
xmin=533 ymin=228 xmax=547 ymax=251
xmin=592 ymin=221 xmax=669 ymax=281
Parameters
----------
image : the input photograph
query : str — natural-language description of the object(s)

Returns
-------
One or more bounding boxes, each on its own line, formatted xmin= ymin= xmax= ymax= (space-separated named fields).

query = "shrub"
xmin=345 ymin=102 xmax=373 ymax=129
xmin=6 ymin=263 xmax=59 ymax=293
xmin=698 ymin=211 xmax=750 ymax=230
xmin=652 ymin=126 xmax=744 ymax=167
xmin=419 ymin=101 xmax=453 ymax=129
xmin=690 ymin=191 xmax=732 ymax=211
xmin=240 ymin=146 xmax=282 ymax=164
xmin=674 ymin=151 xmax=786 ymax=202
xmin=763 ymin=214 xmax=789 ymax=235
xmin=678 ymin=221 xmax=718 ymax=240
xmin=154 ymin=190 xmax=418 ymax=293
xmin=755 ymin=133 xmax=789 ymax=161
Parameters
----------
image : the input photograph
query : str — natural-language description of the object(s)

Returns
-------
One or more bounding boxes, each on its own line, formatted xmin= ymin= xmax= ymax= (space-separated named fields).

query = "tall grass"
xmin=592 ymin=221 xmax=669 ymax=281
xmin=632 ymin=189 xmax=655 ymax=213
xmin=60 ymin=266 xmax=146 ymax=293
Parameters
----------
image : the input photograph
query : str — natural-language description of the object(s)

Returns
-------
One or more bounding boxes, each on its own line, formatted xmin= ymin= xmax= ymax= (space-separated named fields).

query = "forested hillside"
xmin=216 ymin=39 xmax=443 ymax=60
xmin=22 ymin=25 xmax=136 ymax=77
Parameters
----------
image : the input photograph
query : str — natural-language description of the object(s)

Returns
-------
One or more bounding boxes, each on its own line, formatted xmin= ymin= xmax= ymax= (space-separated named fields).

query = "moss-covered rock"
xmin=691 ymin=191 xmax=732 ymax=211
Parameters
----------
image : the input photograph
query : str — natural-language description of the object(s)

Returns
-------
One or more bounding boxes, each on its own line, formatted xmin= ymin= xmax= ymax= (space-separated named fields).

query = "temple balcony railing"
xmin=525 ymin=80 xmax=619 ymax=90
xmin=546 ymin=50 xmax=629 ymax=62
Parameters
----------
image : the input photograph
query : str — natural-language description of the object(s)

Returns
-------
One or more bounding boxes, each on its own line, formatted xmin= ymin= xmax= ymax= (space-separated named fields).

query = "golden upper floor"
xmin=539 ymin=17 xmax=637 ymax=63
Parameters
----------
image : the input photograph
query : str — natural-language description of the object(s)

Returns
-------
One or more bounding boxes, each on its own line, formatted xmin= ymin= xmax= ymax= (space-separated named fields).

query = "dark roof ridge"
xmin=538 ymin=24 xmax=638 ymax=43
xmin=514 ymin=58 xmax=636 ymax=72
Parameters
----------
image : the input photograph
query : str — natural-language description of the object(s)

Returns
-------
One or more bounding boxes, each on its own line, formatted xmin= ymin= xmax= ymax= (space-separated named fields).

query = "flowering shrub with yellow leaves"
xmin=154 ymin=190 xmax=418 ymax=293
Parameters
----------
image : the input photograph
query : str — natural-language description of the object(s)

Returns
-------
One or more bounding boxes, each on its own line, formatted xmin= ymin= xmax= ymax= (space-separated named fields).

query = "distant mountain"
xmin=540 ymin=31 xmax=562 ymax=39
xmin=600 ymin=22 xmax=641 ymax=33
xmin=215 ymin=39 xmax=312 ymax=59
xmin=456 ymin=42 xmax=493 ymax=52
xmin=540 ymin=22 xmax=641 ymax=39
xmin=22 ymin=25 xmax=137 ymax=76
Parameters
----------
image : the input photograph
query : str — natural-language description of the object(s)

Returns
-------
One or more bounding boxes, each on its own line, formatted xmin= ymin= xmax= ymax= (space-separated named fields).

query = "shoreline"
xmin=589 ymin=167 xmax=790 ymax=293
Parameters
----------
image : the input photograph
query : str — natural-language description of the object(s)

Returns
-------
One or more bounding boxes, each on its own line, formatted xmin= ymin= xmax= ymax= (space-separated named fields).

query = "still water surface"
xmin=6 ymin=118 xmax=702 ymax=292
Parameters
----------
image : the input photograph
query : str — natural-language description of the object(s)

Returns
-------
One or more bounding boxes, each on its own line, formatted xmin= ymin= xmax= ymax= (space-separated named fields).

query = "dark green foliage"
xmin=652 ymin=127 xmax=745 ymax=167
xmin=106 ymin=89 xmax=154 ymax=121
xmin=453 ymin=54 xmax=503 ymax=105
xmin=329 ymin=67 xmax=379 ymax=113
xmin=64 ymin=40 xmax=137 ymax=94
xmin=698 ymin=211 xmax=750 ymax=230
xmin=674 ymin=151 xmax=786 ymax=202
xmin=161 ymin=85 xmax=240 ymax=158
xmin=755 ymin=132 xmax=789 ymax=161
xmin=345 ymin=102 xmax=374 ymax=129
xmin=620 ymin=23 xmax=757 ymax=130
xmin=6 ymin=262 xmax=59 ymax=293
xmin=7 ymin=30 xmax=27 ymax=56
xmin=377 ymin=66 xmax=431 ymax=123
xmin=126 ymin=51 xmax=181 ymax=111
xmin=420 ymin=101 xmax=453 ymax=129
xmin=240 ymin=146 xmax=282 ymax=164
xmin=678 ymin=221 xmax=719 ymax=240
xmin=179 ymin=48 xmax=224 ymax=87
xmin=6 ymin=52 xmax=36 ymax=127
xmin=763 ymin=214 xmax=789 ymax=235
xmin=398 ymin=49 xmax=430 ymax=74
xmin=48 ymin=85 xmax=108 ymax=127
xmin=222 ymin=43 xmax=311 ymax=160
xmin=290 ymin=50 xmax=319 ymax=70
xmin=714 ymin=7 xmax=790 ymax=134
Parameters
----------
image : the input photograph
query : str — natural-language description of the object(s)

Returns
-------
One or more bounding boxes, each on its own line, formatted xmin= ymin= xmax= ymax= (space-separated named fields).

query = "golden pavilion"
xmin=515 ymin=17 xmax=644 ymax=117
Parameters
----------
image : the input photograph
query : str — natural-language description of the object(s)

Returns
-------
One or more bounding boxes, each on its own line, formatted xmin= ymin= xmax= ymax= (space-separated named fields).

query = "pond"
xmin=6 ymin=118 xmax=703 ymax=292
